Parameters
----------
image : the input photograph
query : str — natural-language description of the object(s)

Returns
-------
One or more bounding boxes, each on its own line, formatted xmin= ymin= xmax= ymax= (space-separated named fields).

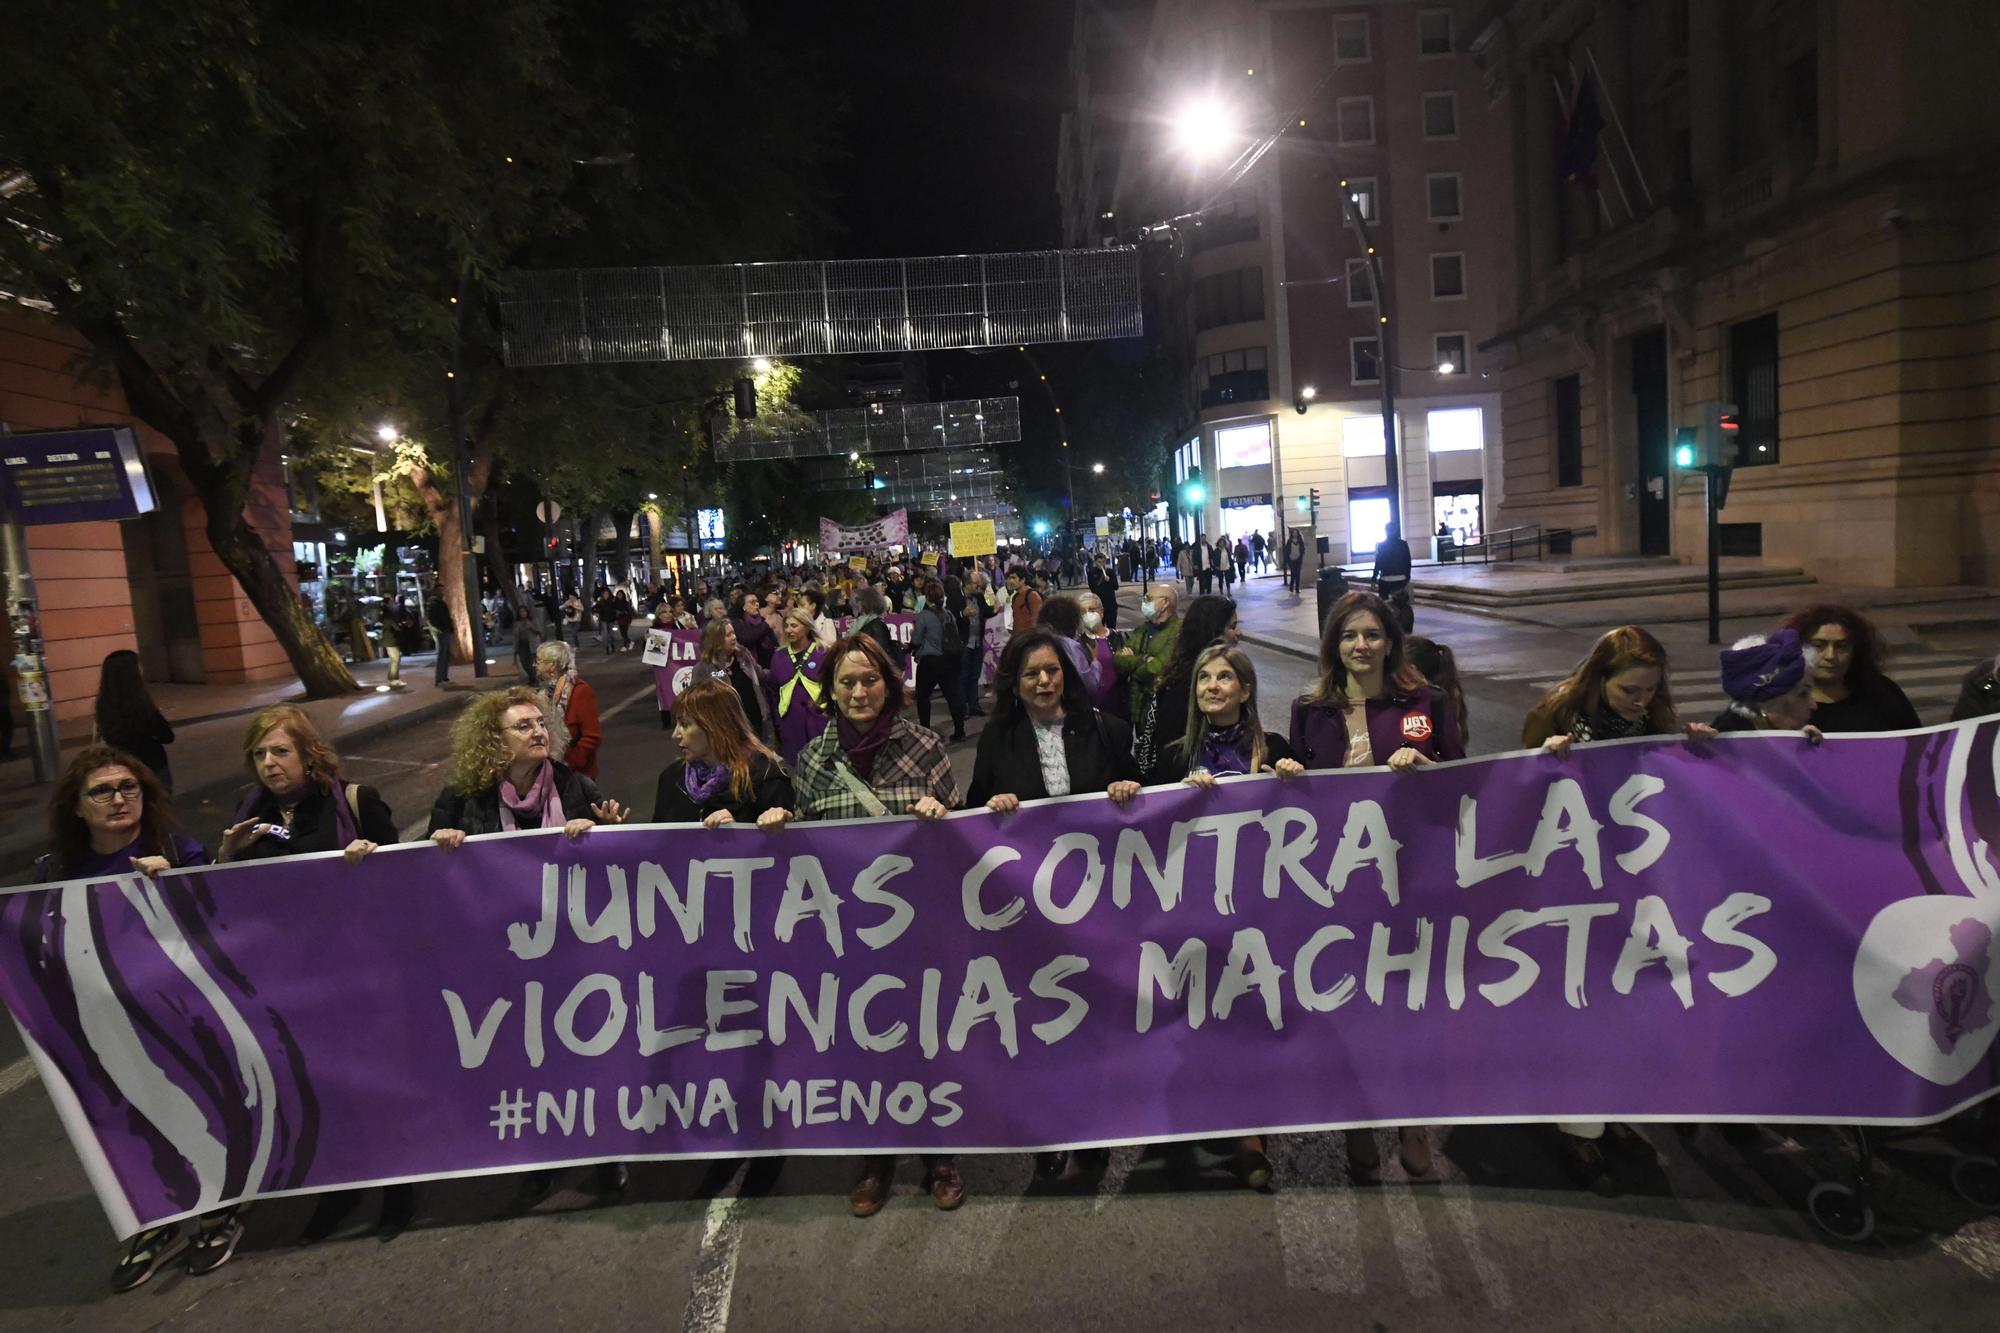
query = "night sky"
xmin=757 ymin=0 xmax=1076 ymax=258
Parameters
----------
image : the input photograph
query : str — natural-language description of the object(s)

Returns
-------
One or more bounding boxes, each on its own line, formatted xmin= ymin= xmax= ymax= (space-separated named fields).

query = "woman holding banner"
xmin=691 ymin=617 xmax=775 ymax=747
xmin=426 ymin=686 xmax=632 ymax=1205
xmin=654 ymin=679 xmax=795 ymax=826
xmin=1144 ymin=642 xmax=1305 ymax=1190
xmin=764 ymin=632 xmax=961 ymax=1215
xmin=1289 ymin=591 xmax=1461 ymax=1184
xmin=211 ymin=707 xmax=417 ymax=1243
xmin=766 ymin=608 xmax=831 ymax=763
xmin=34 ymin=747 xmax=242 ymax=1290
xmin=1522 ymin=625 xmax=1715 ymax=1192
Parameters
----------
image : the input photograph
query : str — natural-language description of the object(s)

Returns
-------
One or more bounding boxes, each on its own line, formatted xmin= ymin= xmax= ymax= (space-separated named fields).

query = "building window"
xmin=1418 ymin=9 xmax=1454 ymax=57
xmin=1342 ymin=414 xmax=1385 ymax=457
xmin=1422 ymin=91 xmax=1458 ymax=140
xmin=1435 ymin=484 xmax=1483 ymax=543
xmin=1785 ymin=47 xmax=1819 ymax=147
xmin=1350 ymin=338 xmax=1381 ymax=385
xmin=1430 ymin=253 xmax=1466 ymax=299
xmin=1345 ymin=176 xmax=1379 ymax=222
xmin=1426 ymin=172 xmax=1463 ymax=221
xmin=1334 ymin=14 xmax=1370 ymax=63
xmin=1554 ymin=374 xmax=1584 ymax=487
xmin=1337 ymin=97 xmax=1375 ymax=146
xmin=1200 ymin=346 xmax=1269 ymax=409
xmin=1433 ymin=332 xmax=1468 ymax=375
xmin=1427 ymin=405 xmax=1482 ymax=452
xmin=1345 ymin=258 xmax=1375 ymax=306
xmin=1729 ymin=313 xmax=1780 ymax=466
xmin=1216 ymin=421 xmax=1272 ymax=469
xmin=1194 ymin=266 xmax=1265 ymax=331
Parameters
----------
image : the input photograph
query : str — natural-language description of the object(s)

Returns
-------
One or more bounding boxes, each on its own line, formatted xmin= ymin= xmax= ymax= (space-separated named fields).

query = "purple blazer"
xmin=766 ymin=645 xmax=829 ymax=765
xmin=1288 ymin=684 xmax=1464 ymax=769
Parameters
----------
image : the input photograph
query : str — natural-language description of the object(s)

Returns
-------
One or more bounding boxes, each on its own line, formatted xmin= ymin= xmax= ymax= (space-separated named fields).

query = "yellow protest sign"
xmin=848 ymin=554 xmax=869 ymax=571
xmin=920 ymin=551 xmax=940 ymax=567
xmin=950 ymin=519 xmax=996 ymax=558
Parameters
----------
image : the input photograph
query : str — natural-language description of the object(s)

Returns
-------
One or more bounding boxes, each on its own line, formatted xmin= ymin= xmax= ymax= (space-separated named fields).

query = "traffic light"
xmin=1310 ymin=486 xmax=1321 ymax=509
xmin=1296 ymin=494 xmax=1310 ymax=511
xmin=732 ymin=377 xmax=757 ymax=419
xmin=1181 ymin=468 xmax=1205 ymax=505
xmin=1674 ymin=401 xmax=1740 ymax=469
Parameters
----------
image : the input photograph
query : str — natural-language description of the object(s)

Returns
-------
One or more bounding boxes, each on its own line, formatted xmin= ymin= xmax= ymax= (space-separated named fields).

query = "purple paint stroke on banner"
xmin=7 ymin=724 xmax=2000 ymax=1236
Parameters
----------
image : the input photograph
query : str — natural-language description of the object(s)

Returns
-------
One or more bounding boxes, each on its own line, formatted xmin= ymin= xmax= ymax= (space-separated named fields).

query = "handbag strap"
xmin=830 ymin=759 xmax=892 ymax=818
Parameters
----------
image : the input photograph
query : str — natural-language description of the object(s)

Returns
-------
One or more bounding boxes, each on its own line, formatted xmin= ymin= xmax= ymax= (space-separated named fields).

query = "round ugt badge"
xmin=1400 ymin=712 xmax=1433 ymax=743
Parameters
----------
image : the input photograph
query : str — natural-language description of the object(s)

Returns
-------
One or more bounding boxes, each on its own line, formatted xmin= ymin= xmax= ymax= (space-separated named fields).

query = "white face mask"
xmin=1141 ymin=600 xmax=1160 ymax=621
xmin=1083 ymin=610 xmax=1103 ymax=631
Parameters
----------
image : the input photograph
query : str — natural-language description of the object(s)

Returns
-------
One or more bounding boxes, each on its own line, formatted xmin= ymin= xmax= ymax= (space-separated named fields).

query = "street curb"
xmin=1240 ymin=631 xmax=1319 ymax=664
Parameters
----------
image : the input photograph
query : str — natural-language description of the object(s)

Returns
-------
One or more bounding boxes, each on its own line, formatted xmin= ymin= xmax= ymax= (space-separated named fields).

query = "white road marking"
xmin=1439 ymin=1179 xmax=1514 ymax=1311
xmin=0 ymin=1056 xmax=39 ymax=1098
xmin=1379 ymin=1181 xmax=1443 ymax=1298
xmin=681 ymin=1192 xmax=747 ymax=1333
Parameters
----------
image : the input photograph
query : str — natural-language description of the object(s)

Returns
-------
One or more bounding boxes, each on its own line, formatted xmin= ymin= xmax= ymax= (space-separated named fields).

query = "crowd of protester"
xmin=42 ymin=534 xmax=2000 ymax=1289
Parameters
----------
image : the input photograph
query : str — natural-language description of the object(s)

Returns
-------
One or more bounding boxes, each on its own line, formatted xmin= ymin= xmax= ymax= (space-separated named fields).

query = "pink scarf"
xmin=498 ymin=760 xmax=567 ymax=832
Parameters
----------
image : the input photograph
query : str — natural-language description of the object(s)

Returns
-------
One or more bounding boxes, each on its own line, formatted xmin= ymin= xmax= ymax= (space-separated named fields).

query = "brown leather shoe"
xmin=925 ymin=1162 xmax=965 ymax=1211
xmin=848 ymin=1161 xmax=892 ymax=1218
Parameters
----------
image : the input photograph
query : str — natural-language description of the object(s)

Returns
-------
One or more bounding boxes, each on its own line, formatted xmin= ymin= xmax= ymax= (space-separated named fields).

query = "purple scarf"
xmin=498 ymin=760 xmax=567 ymax=832
xmin=836 ymin=710 xmax=899 ymax=780
xmin=1196 ymin=719 xmax=1255 ymax=776
xmin=233 ymin=778 xmax=357 ymax=847
xmin=682 ymin=760 xmax=732 ymax=806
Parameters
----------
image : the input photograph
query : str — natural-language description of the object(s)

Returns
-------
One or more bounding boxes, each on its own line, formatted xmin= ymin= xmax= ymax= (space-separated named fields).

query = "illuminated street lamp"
xmin=1091 ymin=462 xmax=1105 ymax=475
xmin=376 ymin=423 xmax=398 ymax=443
xmin=1170 ymin=96 xmax=1238 ymax=165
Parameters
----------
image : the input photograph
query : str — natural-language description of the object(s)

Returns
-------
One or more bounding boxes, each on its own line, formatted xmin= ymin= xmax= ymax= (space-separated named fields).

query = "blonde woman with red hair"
xmin=653 ymin=679 xmax=795 ymax=827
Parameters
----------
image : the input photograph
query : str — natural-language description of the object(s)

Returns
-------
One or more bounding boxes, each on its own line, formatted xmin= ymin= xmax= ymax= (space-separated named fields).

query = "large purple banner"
xmin=6 ymin=724 xmax=2000 ymax=1236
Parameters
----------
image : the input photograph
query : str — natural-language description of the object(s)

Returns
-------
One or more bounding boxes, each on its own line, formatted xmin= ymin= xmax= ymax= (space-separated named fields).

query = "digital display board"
xmin=0 ymin=427 xmax=157 ymax=525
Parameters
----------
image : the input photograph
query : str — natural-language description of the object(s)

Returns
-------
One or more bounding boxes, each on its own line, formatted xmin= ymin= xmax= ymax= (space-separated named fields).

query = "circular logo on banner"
xmin=672 ymin=665 xmax=696 ymax=699
xmin=1400 ymin=712 xmax=1433 ymax=742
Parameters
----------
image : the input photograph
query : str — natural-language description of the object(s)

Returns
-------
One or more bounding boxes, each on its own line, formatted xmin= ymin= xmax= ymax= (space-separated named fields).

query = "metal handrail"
xmin=1464 ymin=522 xmax=1543 ymax=563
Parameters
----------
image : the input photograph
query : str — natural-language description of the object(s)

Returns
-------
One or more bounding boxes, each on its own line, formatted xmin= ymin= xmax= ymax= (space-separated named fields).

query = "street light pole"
xmin=1342 ymin=183 xmax=1402 ymax=540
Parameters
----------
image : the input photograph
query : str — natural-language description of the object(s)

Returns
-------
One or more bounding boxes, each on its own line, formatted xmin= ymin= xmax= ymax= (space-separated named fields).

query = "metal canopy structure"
xmin=501 ymin=248 xmax=1142 ymax=367
xmin=713 ymin=397 xmax=1020 ymax=462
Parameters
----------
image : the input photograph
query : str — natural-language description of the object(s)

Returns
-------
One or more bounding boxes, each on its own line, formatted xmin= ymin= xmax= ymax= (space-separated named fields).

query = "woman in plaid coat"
xmin=761 ymin=631 xmax=961 ymax=1216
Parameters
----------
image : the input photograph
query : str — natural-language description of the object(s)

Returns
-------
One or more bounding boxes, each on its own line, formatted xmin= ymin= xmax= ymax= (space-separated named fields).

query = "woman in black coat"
xmin=966 ymin=628 xmax=1143 ymax=810
xmin=966 ymin=629 xmax=1142 ymax=1182
xmin=219 ymin=706 xmax=398 ymax=863
xmin=654 ymin=679 xmax=796 ymax=826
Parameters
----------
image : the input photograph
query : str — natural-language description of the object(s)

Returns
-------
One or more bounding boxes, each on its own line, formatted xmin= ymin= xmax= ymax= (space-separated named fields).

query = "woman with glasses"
xmin=33 ymin=747 xmax=235 ymax=1290
xmin=218 ymin=706 xmax=398 ymax=866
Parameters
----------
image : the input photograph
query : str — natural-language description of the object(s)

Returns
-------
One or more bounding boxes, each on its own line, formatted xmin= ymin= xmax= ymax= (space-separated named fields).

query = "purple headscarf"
xmin=1720 ymin=629 xmax=1806 ymax=704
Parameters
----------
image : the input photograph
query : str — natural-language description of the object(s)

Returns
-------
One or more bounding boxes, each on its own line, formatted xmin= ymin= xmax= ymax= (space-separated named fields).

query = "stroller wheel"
xmin=1807 ymin=1182 xmax=1876 ymax=1243
xmin=1949 ymin=1155 xmax=2000 ymax=1212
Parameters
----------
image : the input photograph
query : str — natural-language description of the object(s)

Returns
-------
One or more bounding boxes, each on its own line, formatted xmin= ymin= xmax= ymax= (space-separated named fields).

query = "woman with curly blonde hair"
xmin=425 ymin=686 xmax=628 ymax=847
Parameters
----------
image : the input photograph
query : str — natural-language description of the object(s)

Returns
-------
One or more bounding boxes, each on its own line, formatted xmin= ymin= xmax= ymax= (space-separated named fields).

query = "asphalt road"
xmin=1 ymin=628 xmax=1996 ymax=1330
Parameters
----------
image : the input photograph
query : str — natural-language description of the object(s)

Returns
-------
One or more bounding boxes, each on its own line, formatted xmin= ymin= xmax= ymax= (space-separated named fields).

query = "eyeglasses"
xmin=84 ymin=780 xmax=143 ymax=805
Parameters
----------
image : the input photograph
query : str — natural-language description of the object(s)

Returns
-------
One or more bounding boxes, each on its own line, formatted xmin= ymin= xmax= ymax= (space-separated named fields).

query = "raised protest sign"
xmin=820 ymin=509 xmax=908 ymax=554
xmin=6 ymin=724 xmax=1999 ymax=1236
xmin=950 ymin=519 xmax=995 ymax=558
xmin=645 ymin=628 xmax=706 ymax=709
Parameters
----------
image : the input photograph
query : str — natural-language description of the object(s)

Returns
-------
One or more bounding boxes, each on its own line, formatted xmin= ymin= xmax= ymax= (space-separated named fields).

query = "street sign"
xmin=535 ymin=499 xmax=562 ymax=523
xmin=0 ymin=426 xmax=157 ymax=525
